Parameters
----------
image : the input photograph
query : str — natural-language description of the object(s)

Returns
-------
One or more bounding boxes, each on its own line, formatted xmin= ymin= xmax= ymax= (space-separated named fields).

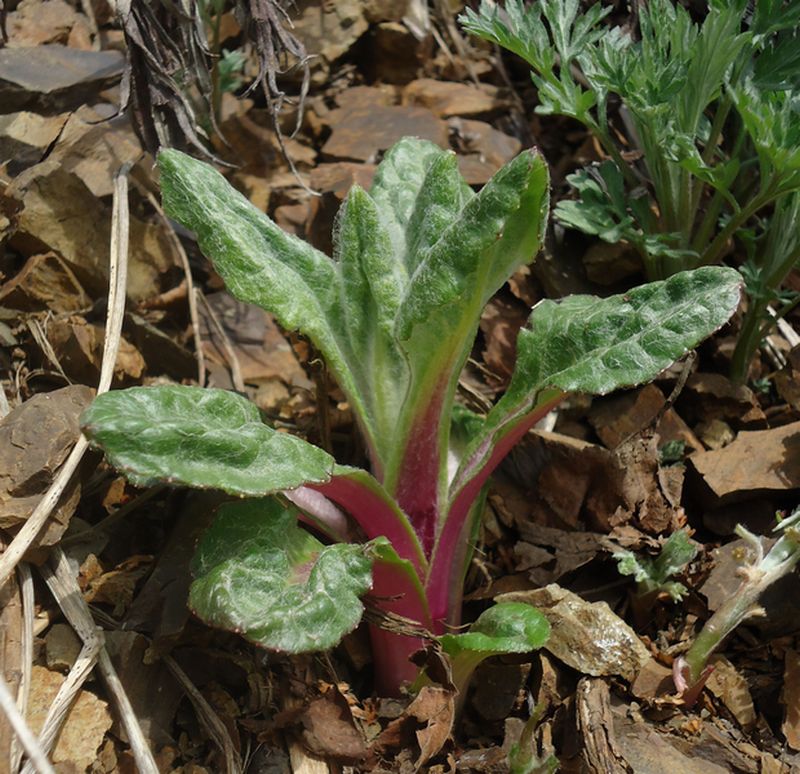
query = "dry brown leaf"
xmin=300 ymin=696 xmax=367 ymax=763
xmin=408 ymin=686 xmax=455 ymax=770
xmin=83 ymin=554 xmax=153 ymax=616
xmin=705 ymin=655 xmax=756 ymax=730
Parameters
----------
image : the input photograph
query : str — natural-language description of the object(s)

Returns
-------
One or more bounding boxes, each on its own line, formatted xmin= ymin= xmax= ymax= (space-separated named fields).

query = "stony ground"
xmin=2 ymin=1 xmax=800 ymax=772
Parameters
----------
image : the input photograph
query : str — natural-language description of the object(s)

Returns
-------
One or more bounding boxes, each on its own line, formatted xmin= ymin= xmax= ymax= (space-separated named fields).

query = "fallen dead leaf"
xmin=705 ymin=655 xmax=756 ymax=730
xmin=300 ymin=695 xmax=367 ymax=763
xmin=0 ymin=252 xmax=90 ymax=313
xmin=84 ymin=554 xmax=154 ymax=616
xmin=409 ymin=686 xmax=455 ymax=770
xmin=681 ymin=372 xmax=766 ymax=429
xmin=44 ymin=316 xmax=145 ymax=385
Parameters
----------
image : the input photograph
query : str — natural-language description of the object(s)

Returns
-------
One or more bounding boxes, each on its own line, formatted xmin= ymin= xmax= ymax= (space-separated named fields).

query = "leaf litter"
xmin=2 ymin=1 xmax=800 ymax=772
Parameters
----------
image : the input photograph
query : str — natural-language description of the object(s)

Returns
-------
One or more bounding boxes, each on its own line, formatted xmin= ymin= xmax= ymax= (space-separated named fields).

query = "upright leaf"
xmin=159 ymin=150 xmax=387 ymax=440
xmin=384 ymin=149 xmax=549 ymax=544
xmin=430 ymin=267 xmax=742 ymax=622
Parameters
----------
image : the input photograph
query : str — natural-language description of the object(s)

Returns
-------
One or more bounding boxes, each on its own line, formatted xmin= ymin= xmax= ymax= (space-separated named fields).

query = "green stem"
xmin=209 ymin=3 xmax=223 ymax=125
xmin=691 ymin=115 xmax=749 ymax=255
xmin=699 ymin=177 xmax=781 ymax=267
xmin=729 ymin=297 xmax=767 ymax=385
xmin=682 ymin=588 xmax=756 ymax=686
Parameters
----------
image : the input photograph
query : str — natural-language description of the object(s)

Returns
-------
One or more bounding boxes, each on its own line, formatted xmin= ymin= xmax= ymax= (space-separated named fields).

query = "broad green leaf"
xmin=438 ymin=602 xmax=550 ymax=695
xmin=450 ymin=267 xmax=742 ymax=507
xmin=397 ymin=149 xmax=549 ymax=339
xmin=159 ymin=149 xmax=343 ymax=356
xmin=81 ymin=385 xmax=334 ymax=494
xmin=383 ymin=148 xmax=549 ymax=513
xmin=190 ymin=499 xmax=375 ymax=652
xmin=157 ymin=150 xmax=384 ymax=454
xmin=503 ymin=266 xmax=742 ymax=406
xmin=440 ymin=602 xmax=550 ymax=658
xmin=368 ymin=137 xmax=465 ymax=272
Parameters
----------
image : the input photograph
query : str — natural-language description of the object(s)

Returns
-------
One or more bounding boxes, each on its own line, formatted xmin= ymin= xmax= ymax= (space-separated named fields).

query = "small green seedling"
xmin=81 ymin=137 xmax=741 ymax=696
xmin=439 ymin=602 xmax=550 ymax=708
xmin=675 ymin=507 xmax=800 ymax=701
xmin=508 ymin=699 xmax=559 ymax=774
xmin=614 ymin=529 xmax=699 ymax=602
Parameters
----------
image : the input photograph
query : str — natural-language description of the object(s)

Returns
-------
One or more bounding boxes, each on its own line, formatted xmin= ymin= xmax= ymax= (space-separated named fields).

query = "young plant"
xmin=438 ymin=602 xmax=550 ymax=709
xmin=674 ymin=507 xmax=800 ymax=701
xmin=614 ymin=529 xmax=699 ymax=603
xmin=81 ymin=137 xmax=741 ymax=696
xmin=462 ymin=0 xmax=800 ymax=379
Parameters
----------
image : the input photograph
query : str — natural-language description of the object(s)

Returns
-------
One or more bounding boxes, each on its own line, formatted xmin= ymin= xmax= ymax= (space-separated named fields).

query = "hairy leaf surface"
xmin=190 ymin=499 xmax=375 ymax=652
xmin=81 ymin=386 xmax=334 ymax=494
xmin=433 ymin=267 xmax=742 ymax=622
xmin=464 ymin=266 xmax=743 ymax=483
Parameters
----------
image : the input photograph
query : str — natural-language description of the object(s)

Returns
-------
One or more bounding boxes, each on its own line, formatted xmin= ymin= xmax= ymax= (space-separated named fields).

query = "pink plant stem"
xmin=392 ymin=382 xmax=449 ymax=556
xmin=426 ymin=395 xmax=565 ymax=627
xmin=368 ymin=559 xmax=433 ymax=695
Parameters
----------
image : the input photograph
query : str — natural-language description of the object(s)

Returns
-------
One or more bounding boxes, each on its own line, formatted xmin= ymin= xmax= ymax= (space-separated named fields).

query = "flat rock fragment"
xmin=449 ymin=117 xmax=522 ymax=185
xmin=689 ymin=421 xmax=800 ymax=505
xmin=403 ymin=78 xmax=508 ymax=118
xmin=26 ymin=665 xmax=113 ymax=770
xmin=0 ymin=384 xmax=95 ymax=542
xmin=321 ymin=102 xmax=448 ymax=162
xmin=3 ymin=157 xmax=178 ymax=301
xmin=6 ymin=0 xmax=88 ymax=47
xmin=0 ymin=44 xmax=123 ymax=112
xmin=0 ymin=111 xmax=69 ymax=174
xmin=499 ymin=585 xmax=650 ymax=681
xmin=588 ymin=383 xmax=703 ymax=452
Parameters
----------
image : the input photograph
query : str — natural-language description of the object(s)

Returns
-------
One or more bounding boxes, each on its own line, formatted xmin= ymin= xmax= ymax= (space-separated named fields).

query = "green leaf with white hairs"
xmin=81 ymin=385 xmax=335 ymax=494
xmin=451 ymin=267 xmax=742 ymax=497
xmin=614 ymin=529 xmax=699 ymax=601
xmin=190 ymin=498 xmax=376 ymax=652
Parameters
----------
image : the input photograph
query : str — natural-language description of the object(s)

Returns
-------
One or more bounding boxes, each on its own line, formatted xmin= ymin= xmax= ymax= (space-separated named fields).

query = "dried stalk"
xmin=0 ymin=674 xmax=54 ymax=774
xmin=0 ymin=167 xmax=130 ymax=590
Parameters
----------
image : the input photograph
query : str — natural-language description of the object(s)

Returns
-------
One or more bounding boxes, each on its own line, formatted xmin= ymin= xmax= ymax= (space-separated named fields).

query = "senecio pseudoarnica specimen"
xmin=82 ymin=137 xmax=742 ymax=695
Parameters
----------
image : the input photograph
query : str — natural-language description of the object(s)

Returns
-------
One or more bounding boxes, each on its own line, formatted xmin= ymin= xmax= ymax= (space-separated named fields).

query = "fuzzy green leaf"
xmin=614 ymin=529 xmax=698 ymax=601
xmin=504 ymin=266 xmax=741 ymax=405
xmin=452 ymin=267 xmax=742 ymax=498
xmin=190 ymin=499 xmax=375 ymax=652
xmin=81 ymin=386 xmax=334 ymax=494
